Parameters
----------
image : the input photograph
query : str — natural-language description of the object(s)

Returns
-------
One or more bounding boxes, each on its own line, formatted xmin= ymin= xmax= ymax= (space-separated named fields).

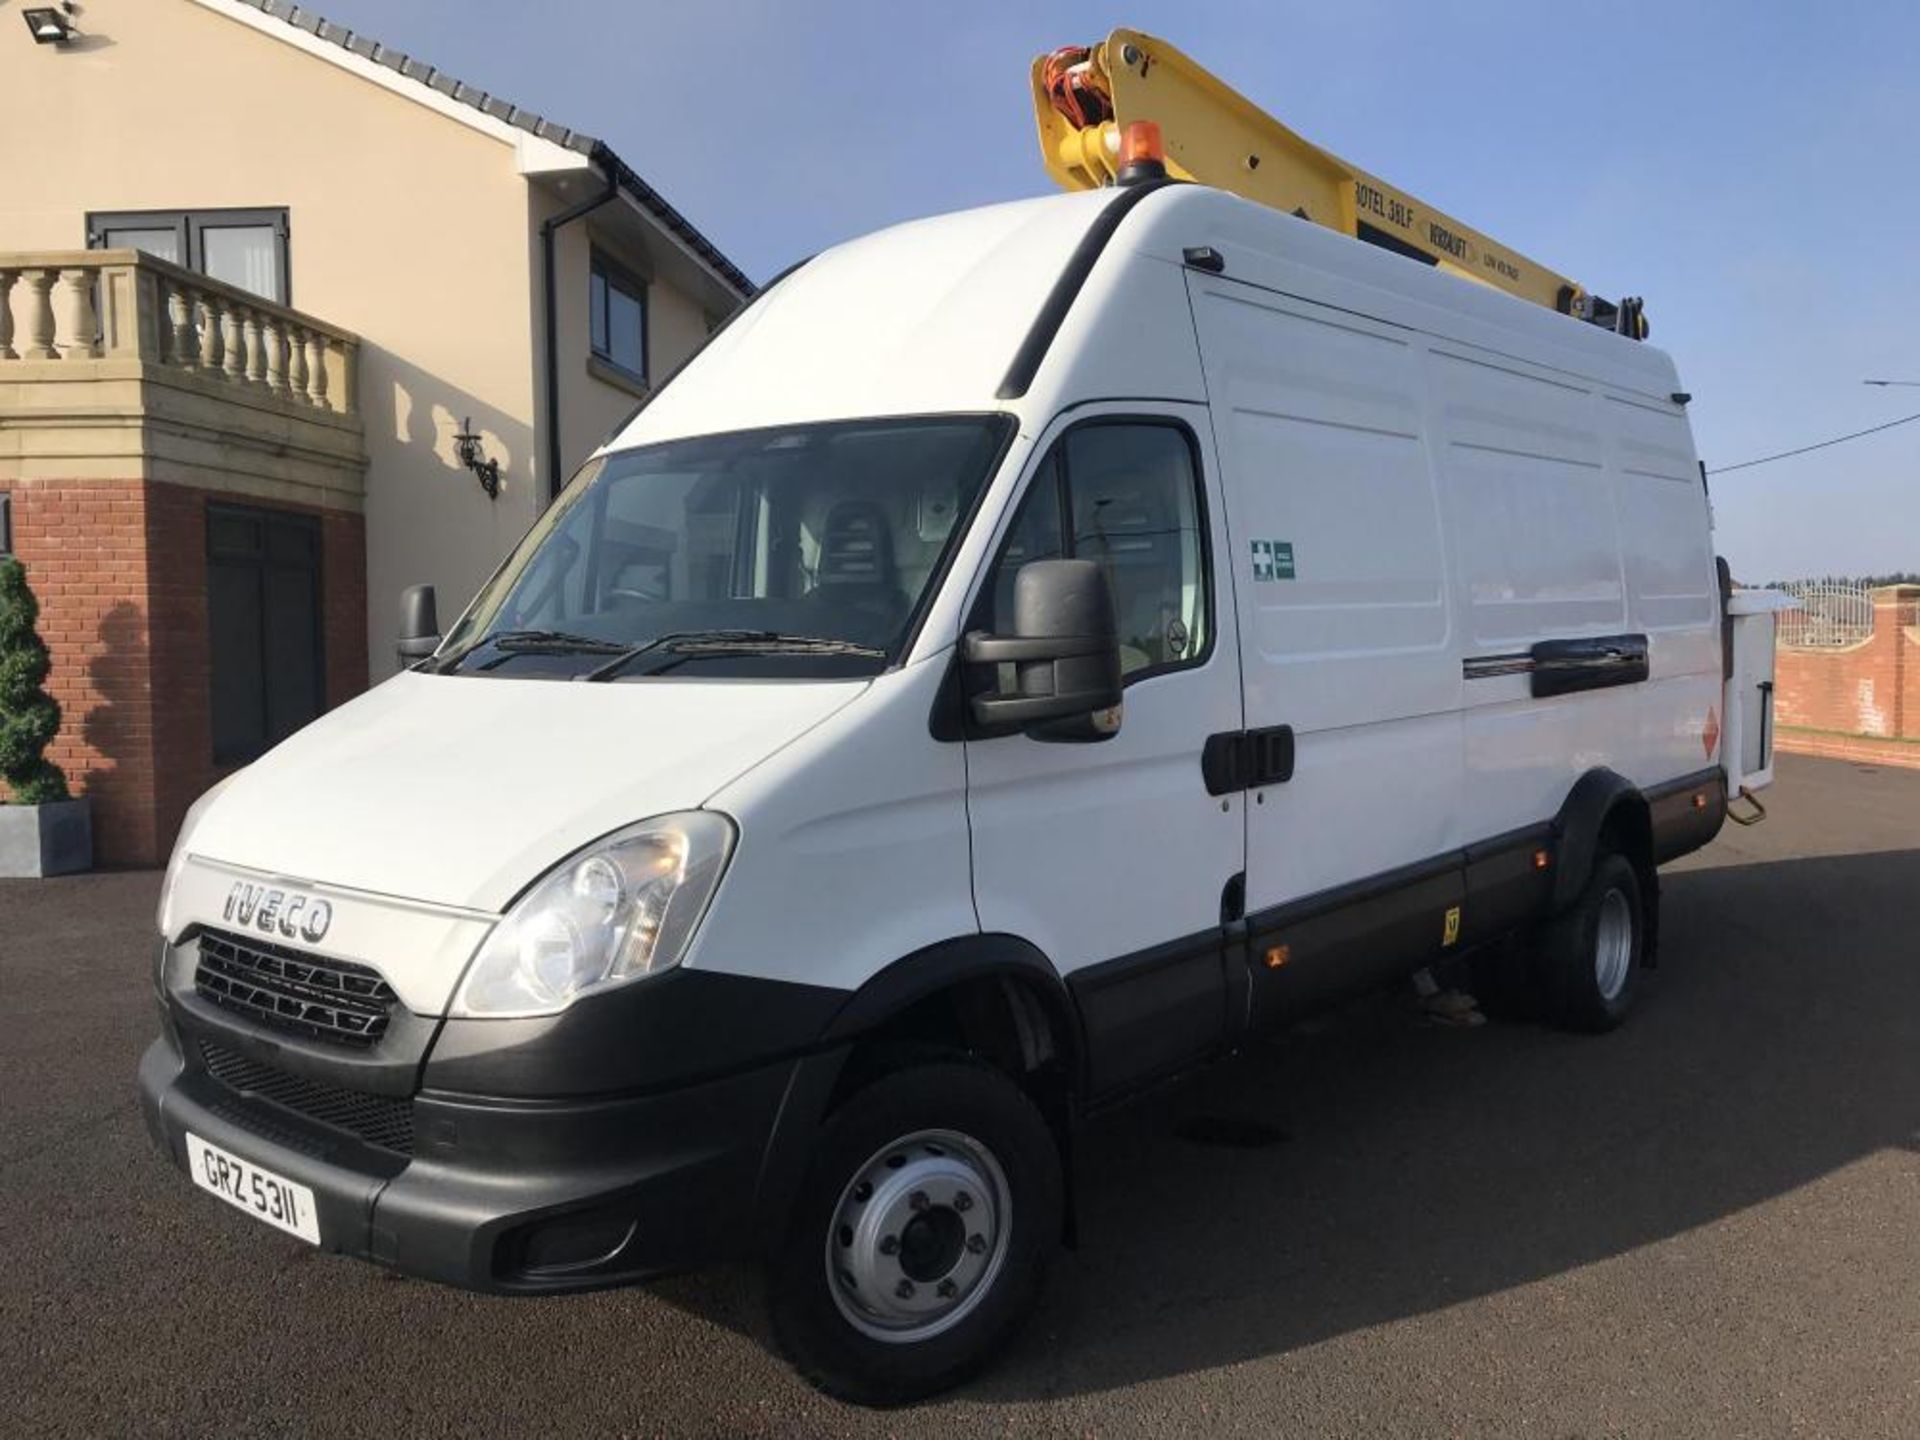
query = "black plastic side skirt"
xmin=1067 ymin=929 xmax=1231 ymax=1101
xmin=1646 ymin=767 xmax=1728 ymax=864
xmin=1243 ymin=852 xmax=1468 ymax=1030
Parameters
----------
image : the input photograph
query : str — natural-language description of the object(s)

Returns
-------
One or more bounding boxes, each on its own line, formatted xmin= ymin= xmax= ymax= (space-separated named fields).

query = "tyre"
xmin=1536 ymin=850 xmax=1644 ymax=1033
xmin=767 ymin=1058 xmax=1062 ymax=1406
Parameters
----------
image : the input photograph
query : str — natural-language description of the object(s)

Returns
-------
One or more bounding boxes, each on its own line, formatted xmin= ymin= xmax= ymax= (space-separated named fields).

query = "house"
xmin=0 ymin=0 xmax=754 ymax=865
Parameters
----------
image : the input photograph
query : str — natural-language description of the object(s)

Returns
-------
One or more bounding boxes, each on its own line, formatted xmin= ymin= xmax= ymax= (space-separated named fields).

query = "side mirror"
xmin=396 ymin=584 xmax=441 ymax=665
xmin=964 ymin=559 xmax=1123 ymax=738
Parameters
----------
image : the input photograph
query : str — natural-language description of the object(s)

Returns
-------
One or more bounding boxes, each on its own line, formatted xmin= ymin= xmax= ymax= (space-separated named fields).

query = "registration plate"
xmin=185 ymin=1132 xmax=321 ymax=1245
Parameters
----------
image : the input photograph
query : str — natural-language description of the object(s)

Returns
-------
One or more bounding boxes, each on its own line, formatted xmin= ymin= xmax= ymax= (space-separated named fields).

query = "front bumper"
xmin=137 ymin=1016 xmax=799 ymax=1293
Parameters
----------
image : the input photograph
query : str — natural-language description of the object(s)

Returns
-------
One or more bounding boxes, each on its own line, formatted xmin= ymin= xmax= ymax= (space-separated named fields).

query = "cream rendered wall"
xmin=0 ymin=0 xmax=542 ymax=676
xmin=544 ymin=208 xmax=723 ymax=484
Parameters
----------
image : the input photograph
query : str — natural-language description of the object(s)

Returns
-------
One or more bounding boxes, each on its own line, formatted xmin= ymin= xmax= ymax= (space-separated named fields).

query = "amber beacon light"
xmin=1115 ymin=119 xmax=1167 ymax=184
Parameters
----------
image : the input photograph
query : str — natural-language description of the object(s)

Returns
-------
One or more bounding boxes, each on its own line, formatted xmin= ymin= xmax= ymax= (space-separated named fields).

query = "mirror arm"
xmin=963 ymin=631 xmax=1113 ymax=664
xmin=970 ymin=688 xmax=1119 ymax=729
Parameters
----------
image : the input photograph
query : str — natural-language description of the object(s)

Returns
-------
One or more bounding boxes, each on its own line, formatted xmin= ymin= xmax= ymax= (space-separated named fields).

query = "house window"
xmin=589 ymin=250 xmax=648 ymax=384
xmin=207 ymin=504 xmax=325 ymax=764
xmin=0 ymin=493 xmax=11 ymax=555
xmin=87 ymin=208 xmax=291 ymax=305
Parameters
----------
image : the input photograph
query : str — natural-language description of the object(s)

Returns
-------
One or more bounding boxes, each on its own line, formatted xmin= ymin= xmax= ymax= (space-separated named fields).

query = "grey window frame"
xmin=589 ymin=247 xmax=650 ymax=386
xmin=86 ymin=207 xmax=292 ymax=305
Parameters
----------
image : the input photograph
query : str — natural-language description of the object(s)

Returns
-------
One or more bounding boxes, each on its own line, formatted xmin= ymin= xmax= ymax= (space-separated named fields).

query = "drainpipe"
xmin=540 ymin=154 xmax=620 ymax=506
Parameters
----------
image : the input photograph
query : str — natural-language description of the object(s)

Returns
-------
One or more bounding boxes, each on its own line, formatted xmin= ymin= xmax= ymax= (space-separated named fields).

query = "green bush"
xmin=0 ymin=558 xmax=71 ymax=805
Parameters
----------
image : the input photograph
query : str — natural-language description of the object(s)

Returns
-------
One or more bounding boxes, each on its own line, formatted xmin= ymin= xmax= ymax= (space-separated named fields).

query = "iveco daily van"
xmin=139 ymin=175 xmax=1779 ymax=1403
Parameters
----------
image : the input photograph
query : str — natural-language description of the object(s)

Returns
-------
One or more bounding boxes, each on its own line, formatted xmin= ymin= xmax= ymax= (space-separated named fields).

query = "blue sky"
xmin=306 ymin=0 xmax=1918 ymax=580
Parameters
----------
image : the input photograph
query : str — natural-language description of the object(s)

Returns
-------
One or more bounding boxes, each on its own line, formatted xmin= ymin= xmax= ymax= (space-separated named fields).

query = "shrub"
xmin=0 ymin=558 xmax=71 ymax=805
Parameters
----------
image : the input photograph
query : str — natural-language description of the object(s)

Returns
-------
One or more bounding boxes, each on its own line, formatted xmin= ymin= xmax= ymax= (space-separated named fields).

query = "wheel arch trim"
xmin=750 ymin=933 xmax=1083 ymax=1241
xmin=1551 ymin=767 xmax=1653 ymax=913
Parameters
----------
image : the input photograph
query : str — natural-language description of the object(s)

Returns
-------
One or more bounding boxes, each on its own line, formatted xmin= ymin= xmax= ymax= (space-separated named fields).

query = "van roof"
xmin=604 ymin=185 xmax=1683 ymax=454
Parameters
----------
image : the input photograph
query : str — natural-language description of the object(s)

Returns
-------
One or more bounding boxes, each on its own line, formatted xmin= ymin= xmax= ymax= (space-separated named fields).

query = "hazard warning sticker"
xmin=1703 ymin=705 xmax=1720 ymax=759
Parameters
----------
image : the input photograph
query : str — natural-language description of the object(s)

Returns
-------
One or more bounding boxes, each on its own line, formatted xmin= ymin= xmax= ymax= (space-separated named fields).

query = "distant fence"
xmin=1777 ymin=582 xmax=1874 ymax=649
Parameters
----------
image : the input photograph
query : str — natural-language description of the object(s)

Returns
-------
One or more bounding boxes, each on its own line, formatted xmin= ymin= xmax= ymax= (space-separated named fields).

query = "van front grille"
xmin=194 ymin=930 xmax=397 ymax=1047
xmin=199 ymin=1042 xmax=415 ymax=1155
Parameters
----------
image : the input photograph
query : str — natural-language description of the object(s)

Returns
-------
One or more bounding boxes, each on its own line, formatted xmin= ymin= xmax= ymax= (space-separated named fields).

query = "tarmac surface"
xmin=3 ymin=754 xmax=1917 ymax=1437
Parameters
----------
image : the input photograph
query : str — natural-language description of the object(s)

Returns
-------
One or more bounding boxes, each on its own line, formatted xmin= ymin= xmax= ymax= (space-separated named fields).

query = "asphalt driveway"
xmin=2 ymin=754 xmax=1916 ymax=1437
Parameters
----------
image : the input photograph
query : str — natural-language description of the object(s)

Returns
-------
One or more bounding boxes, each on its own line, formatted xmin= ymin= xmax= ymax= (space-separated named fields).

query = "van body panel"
xmin=182 ymin=669 xmax=866 ymax=918
xmin=1008 ymin=249 xmax=1210 ymax=414
xmin=1188 ymin=274 xmax=1467 ymax=918
xmin=693 ymin=653 xmax=975 ymax=996
xmin=955 ymin=401 xmax=1244 ymax=1094
xmin=1126 ymin=190 xmax=1684 ymax=404
xmin=610 ymin=191 xmax=1115 ymax=447
xmin=1173 ymin=188 xmax=1715 ymax=994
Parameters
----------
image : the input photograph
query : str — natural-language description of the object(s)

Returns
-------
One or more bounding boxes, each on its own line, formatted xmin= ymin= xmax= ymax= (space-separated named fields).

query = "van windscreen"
xmin=437 ymin=415 xmax=1013 ymax=680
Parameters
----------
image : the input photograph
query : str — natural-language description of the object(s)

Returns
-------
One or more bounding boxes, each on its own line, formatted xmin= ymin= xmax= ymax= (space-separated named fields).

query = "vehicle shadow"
xmin=656 ymin=847 xmax=1920 ymax=1401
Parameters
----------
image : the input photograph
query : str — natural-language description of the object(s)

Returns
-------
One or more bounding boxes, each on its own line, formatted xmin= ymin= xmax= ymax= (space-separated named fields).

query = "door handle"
xmin=1201 ymin=726 xmax=1295 ymax=796
xmin=1202 ymin=731 xmax=1247 ymax=796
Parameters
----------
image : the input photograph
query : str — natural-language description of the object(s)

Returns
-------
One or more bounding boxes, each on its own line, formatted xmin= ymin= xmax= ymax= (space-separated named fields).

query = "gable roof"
xmin=224 ymin=0 xmax=755 ymax=297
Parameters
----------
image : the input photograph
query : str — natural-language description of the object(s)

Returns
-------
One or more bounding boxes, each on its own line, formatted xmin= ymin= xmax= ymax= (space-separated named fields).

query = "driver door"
xmin=960 ymin=406 xmax=1246 ymax=1099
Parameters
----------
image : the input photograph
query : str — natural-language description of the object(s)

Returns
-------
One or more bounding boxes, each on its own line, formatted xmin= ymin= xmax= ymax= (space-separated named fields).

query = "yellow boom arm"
xmin=1032 ymin=29 xmax=1644 ymax=336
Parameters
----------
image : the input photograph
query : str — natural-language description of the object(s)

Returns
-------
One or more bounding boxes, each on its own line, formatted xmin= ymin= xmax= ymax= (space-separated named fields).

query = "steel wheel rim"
xmin=1594 ymin=887 xmax=1634 ymax=1000
xmin=824 ymin=1128 xmax=1012 ymax=1344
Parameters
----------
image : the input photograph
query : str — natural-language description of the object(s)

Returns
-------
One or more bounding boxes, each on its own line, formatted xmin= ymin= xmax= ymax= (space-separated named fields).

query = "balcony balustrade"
xmin=0 ymin=249 xmax=356 ymax=415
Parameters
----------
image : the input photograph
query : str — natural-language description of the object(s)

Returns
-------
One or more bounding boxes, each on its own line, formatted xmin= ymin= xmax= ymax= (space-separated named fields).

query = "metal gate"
xmin=1776 ymin=582 xmax=1873 ymax=649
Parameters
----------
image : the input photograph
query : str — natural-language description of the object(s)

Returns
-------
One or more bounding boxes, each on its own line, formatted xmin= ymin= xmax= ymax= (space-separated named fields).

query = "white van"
xmin=139 ymin=176 xmax=1776 ymax=1403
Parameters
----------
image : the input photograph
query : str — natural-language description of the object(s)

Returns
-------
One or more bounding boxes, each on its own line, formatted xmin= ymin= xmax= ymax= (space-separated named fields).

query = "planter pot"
xmin=0 ymin=797 xmax=93 ymax=877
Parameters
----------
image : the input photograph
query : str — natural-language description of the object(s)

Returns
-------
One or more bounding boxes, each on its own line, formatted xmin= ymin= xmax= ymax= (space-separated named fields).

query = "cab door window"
xmin=986 ymin=422 xmax=1211 ymax=680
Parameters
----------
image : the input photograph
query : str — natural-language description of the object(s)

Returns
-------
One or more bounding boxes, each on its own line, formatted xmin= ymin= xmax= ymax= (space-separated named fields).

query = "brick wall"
xmin=1774 ymin=586 xmax=1920 ymax=769
xmin=3 ymin=479 xmax=367 ymax=866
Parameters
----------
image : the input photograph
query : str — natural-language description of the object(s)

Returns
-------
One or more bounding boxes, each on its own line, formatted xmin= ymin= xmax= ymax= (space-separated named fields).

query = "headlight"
xmin=451 ymin=811 xmax=735 ymax=1018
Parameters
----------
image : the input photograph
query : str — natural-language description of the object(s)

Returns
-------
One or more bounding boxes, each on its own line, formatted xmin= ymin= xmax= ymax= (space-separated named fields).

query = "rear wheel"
xmin=767 ymin=1059 xmax=1062 ymax=1406
xmin=1537 ymin=850 xmax=1644 ymax=1032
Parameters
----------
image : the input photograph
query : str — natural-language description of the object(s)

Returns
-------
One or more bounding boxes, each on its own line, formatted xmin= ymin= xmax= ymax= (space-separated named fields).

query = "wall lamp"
xmin=23 ymin=5 xmax=79 ymax=45
xmin=453 ymin=418 xmax=502 ymax=500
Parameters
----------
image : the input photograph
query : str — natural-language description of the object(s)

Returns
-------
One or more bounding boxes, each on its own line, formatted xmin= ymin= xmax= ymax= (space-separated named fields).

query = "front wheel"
xmin=767 ymin=1059 xmax=1062 ymax=1406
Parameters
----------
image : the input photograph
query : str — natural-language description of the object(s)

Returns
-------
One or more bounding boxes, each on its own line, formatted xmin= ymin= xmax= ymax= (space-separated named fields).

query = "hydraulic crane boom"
xmin=1032 ymin=29 xmax=1646 ymax=338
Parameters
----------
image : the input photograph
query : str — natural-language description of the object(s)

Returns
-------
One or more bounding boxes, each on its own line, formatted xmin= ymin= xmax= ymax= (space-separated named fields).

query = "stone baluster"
xmin=196 ymin=292 xmax=224 ymax=373
xmin=18 ymin=270 xmax=58 ymax=360
xmin=54 ymin=268 xmax=102 ymax=360
xmin=304 ymin=331 xmax=330 ymax=410
xmin=263 ymin=314 xmax=289 ymax=396
xmin=285 ymin=322 xmax=310 ymax=403
xmin=243 ymin=308 xmax=267 ymax=388
xmin=221 ymin=304 xmax=247 ymax=384
xmin=55 ymin=269 xmax=102 ymax=360
xmin=166 ymin=282 xmax=200 ymax=370
xmin=0 ymin=271 xmax=16 ymax=360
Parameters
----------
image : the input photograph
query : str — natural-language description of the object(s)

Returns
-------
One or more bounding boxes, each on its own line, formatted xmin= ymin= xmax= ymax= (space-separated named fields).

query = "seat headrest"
xmin=817 ymin=500 xmax=896 ymax=587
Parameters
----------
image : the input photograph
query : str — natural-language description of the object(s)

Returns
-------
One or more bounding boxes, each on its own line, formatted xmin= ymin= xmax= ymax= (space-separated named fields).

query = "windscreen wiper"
xmin=489 ymin=629 xmax=629 ymax=652
xmin=583 ymin=630 xmax=886 ymax=682
xmin=453 ymin=629 xmax=630 ymax=672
